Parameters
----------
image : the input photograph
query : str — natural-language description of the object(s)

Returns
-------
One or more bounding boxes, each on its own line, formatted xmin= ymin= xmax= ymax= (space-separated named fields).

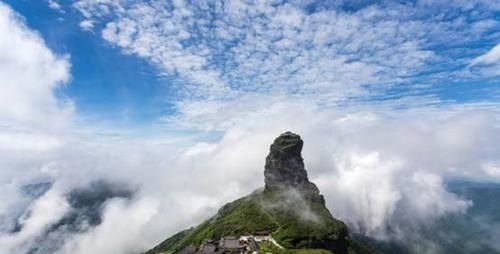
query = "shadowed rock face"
xmin=264 ymin=132 xmax=309 ymax=189
xmin=264 ymin=132 xmax=324 ymax=204
xmin=146 ymin=131 xmax=360 ymax=254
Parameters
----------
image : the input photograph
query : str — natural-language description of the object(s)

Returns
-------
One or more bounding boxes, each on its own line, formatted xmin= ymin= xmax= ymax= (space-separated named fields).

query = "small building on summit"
xmin=198 ymin=243 xmax=218 ymax=254
xmin=219 ymin=236 xmax=245 ymax=253
xmin=238 ymin=235 xmax=260 ymax=253
xmin=253 ymin=231 xmax=271 ymax=242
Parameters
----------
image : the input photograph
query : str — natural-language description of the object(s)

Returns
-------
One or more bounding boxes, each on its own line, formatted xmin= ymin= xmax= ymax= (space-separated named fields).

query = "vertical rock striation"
xmin=146 ymin=131 xmax=365 ymax=254
xmin=264 ymin=131 xmax=309 ymax=188
xmin=264 ymin=131 xmax=324 ymax=203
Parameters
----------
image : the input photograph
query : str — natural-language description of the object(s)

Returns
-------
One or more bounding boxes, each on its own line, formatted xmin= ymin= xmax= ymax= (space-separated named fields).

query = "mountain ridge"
xmin=145 ymin=132 xmax=379 ymax=254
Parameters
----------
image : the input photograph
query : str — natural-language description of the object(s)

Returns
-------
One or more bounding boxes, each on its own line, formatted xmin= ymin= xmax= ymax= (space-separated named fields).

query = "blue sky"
xmin=4 ymin=0 xmax=175 ymax=127
xmin=2 ymin=0 xmax=499 ymax=131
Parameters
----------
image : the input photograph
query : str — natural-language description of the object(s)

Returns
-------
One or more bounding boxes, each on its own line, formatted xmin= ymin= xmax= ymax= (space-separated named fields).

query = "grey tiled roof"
xmin=222 ymin=238 xmax=242 ymax=249
xmin=199 ymin=244 xmax=217 ymax=254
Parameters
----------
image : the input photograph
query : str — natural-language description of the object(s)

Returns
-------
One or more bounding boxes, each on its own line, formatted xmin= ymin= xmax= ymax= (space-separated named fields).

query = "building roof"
xmin=198 ymin=244 xmax=217 ymax=254
xmin=221 ymin=238 xmax=243 ymax=249
xmin=254 ymin=230 xmax=270 ymax=236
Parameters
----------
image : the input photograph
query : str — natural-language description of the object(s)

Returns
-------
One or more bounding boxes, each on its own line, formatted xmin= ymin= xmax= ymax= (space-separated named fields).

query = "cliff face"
xmin=264 ymin=131 xmax=308 ymax=189
xmin=264 ymin=132 xmax=325 ymax=204
xmin=146 ymin=132 xmax=378 ymax=254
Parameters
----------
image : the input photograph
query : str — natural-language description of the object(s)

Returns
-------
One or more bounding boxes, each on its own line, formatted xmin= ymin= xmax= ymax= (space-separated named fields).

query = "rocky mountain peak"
xmin=147 ymin=131 xmax=361 ymax=254
xmin=264 ymin=131 xmax=310 ymax=189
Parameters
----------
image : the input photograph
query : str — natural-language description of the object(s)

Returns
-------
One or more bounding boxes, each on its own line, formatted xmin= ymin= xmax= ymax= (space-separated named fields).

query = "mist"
xmin=1 ymin=104 xmax=500 ymax=254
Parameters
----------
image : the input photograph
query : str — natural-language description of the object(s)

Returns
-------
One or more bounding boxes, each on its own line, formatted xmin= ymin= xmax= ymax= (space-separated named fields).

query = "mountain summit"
xmin=264 ymin=132 xmax=326 ymax=204
xmin=145 ymin=132 xmax=378 ymax=254
xmin=264 ymin=131 xmax=308 ymax=189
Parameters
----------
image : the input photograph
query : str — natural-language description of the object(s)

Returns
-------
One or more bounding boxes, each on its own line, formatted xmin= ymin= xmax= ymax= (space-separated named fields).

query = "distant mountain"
xmin=354 ymin=181 xmax=500 ymax=254
xmin=14 ymin=181 xmax=133 ymax=254
xmin=146 ymin=132 xmax=379 ymax=254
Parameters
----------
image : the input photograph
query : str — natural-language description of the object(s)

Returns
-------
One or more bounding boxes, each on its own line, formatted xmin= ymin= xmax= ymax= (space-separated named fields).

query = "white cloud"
xmin=2 ymin=102 xmax=500 ymax=254
xmin=0 ymin=3 xmax=72 ymax=131
xmin=47 ymin=0 xmax=62 ymax=10
xmin=0 ymin=131 xmax=63 ymax=151
xmin=59 ymin=198 xmax=159 ymax=254
xmin=79 ymin=20 xmax=94 ymax=31
xmin=0 ymin=5 xmax=75 ymax=252
xmin=482 ymin=161 xmax=500 ymax=177
xmin=0 ymin=188 xmax=70 ymax=252
xmin=73 ymin=1 xmax=435 ymax=102
xmin=470 ymin=44 xmax=500 ymax=65
xmin=469 ymin=44 xmax=500 ymax=77
xmin=72 ymin=0 xmax=500 ymax=131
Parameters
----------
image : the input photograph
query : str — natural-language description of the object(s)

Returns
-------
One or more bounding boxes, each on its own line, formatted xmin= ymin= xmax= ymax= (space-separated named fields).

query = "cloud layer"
xmin=2 ymin=101 xmax=500 ymax=254
xmin=0 ymin=2 xmax=71 ymax=130
xmin=73 ymin=0 xmax=500 ymax=125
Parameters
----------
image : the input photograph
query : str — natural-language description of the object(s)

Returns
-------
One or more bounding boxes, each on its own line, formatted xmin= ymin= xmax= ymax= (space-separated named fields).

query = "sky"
xmin=0 ymin=0 xmax=499 ymax=254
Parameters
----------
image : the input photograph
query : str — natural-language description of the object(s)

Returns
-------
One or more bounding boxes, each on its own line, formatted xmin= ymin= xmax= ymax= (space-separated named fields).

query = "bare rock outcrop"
xmin=264 ymin=131 xmax=324 ymax=204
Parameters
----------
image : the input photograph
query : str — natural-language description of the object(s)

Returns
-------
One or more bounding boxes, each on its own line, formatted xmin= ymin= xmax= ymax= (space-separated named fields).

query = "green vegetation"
xmin=146 ymin=228 xmax=193 ymax=254
xmin=258 ymin=241 xmax=336 ymax=254
xmin=259 ymin=241 xmax=288 ymax=254
xmin=145 ymin=132 xmax=381 ymax=254
xmin=290 ymin=249 xmax=334 ymax=254
xmin=145 ymin=188 xmax=376 ymax=254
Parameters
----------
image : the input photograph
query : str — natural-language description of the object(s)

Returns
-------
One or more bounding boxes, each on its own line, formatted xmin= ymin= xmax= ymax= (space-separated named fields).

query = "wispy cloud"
xmin=1 ymin=102 xmax=499 ymax=254
xmin=469 ymin=44 xmax=500 ymax=77
xmin=78 ymin=19 xmax=94 ymax=31
xmin=72 ymin=0 xmax=500 ymax=130
xmin=47 ymin=0 xmax=61 ymax=10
